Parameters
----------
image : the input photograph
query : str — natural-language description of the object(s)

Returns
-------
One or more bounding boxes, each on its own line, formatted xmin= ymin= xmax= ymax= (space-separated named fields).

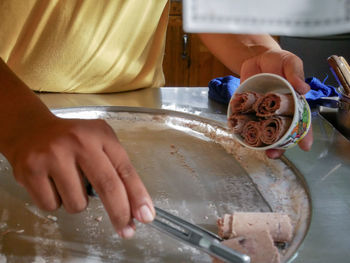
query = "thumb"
xmin=283 ymin=53 xmax=310 ymax=95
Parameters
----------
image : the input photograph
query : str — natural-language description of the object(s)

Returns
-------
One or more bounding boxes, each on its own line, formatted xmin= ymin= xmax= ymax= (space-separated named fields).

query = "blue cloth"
xmin=208 ymin=76 xmax=241 ymax=104
xmin=208 ymin=75 xmax=339 ymax=106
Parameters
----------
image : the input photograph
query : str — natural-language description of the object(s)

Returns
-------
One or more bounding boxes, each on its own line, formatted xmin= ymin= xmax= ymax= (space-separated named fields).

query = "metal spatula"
xmin=150 ymin=206 xmax=250 ymax=263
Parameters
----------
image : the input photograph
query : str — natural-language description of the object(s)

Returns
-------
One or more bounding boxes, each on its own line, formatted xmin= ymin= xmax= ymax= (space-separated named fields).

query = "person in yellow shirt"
xmin=0 ymin=0 xmax=312 ymax=239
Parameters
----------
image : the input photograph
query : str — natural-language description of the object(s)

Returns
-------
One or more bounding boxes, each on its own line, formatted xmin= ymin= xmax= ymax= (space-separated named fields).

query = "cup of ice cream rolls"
xmin=227 ymin=73 xmax=311 ymax=150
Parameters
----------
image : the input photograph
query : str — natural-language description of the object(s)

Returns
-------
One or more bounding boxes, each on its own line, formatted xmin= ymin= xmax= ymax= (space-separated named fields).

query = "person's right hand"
xmin=4 ymin=115 xmax=154 ymax=239
xmin=240 ymin=49 xmax=313 ymax=159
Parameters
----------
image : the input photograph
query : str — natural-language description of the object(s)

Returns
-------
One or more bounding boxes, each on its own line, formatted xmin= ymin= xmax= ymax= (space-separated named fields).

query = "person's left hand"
xmin=240 ymin=49 xmax=313 ymax=159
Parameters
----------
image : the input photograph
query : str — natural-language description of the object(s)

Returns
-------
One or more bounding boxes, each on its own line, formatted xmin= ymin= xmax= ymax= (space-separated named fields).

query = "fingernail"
xmin=300 ymin=82 xmax=310 ymax=94
xmin=139 ymin=205 xmax=154 ymax=223
xmin=266 ymin=149 xmax=283 ymax=159
xmin=305 ymin=140 xmax=313 ymax=151
xmin=120 ymin=225 xmax=135 ymax=239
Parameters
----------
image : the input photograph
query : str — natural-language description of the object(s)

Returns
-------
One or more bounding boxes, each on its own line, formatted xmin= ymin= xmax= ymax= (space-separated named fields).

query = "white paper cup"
xmin=227 ymin=73 xmax=311 ymax=150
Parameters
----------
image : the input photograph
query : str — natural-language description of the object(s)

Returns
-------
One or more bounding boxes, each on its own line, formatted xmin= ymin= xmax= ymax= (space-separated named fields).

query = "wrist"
xmin=0 ymin=107 xmax=57 ymax=159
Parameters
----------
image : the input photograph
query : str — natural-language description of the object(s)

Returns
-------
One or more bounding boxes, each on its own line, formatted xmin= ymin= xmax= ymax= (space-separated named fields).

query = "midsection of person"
xmin=0 ymin=0 xmax=169 ymax=93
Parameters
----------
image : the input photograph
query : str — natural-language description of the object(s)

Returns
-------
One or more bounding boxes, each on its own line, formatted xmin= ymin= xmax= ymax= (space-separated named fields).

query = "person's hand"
xmin=240 ymin=49 xmax=313 ymax=158
xmin=4 ymin=116 xmax=154 ymax=239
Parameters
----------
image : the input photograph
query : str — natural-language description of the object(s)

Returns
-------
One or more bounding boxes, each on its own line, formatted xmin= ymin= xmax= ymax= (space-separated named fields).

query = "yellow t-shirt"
xmin=0 ymin=0 xmax=169 ymax=93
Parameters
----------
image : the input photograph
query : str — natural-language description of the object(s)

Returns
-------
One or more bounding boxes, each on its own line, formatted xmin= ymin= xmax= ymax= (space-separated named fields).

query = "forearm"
xmin=0 ymin=58 xmax=55 ymax=154
xmin=198 ymin=34 xmax=281 ymax=75
xmin=0 ymin=60 xmax=154 ymax=236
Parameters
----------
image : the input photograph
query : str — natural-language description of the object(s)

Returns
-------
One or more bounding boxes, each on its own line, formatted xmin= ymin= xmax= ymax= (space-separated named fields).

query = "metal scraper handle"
xmin=84 ymin=179 xmax=250 ymax=262
xmin=150 ymin=207 xmax=250 ymax=263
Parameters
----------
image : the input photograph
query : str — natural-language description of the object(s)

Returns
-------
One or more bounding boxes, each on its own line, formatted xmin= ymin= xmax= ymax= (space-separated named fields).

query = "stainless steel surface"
xmin=325 ymin=54 xmax=350 ymax=137
xmin=52 ymin=106 xmax=308 ymax=263
xmin=337 ymin=88 xmax=350 ymax=136
xmin=0 ymin=87 xmax=348 ymax=262
xmin=339 ymin=56 xmax=350 ymax=89
xmin=151 ymin=207 xmax=250 ymax=263
xmin=317 ymin=86 xmax=350 ymax=138
xmin=284 ymin=116 xmax=350 ymax=263
xmin=0 ymin=99 xmax=310 ymax=262
xmin=327 ymin=55 xmax=350 ymax=94
xmin=155 ymin=89 xmax=350 ymax=263
xmin=83 ymin=167 xmax=254 ymax=262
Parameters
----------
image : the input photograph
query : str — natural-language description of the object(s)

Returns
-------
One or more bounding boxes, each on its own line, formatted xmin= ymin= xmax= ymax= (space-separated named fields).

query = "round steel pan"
xmin=0 ymin=106 xmax=311 ymax=263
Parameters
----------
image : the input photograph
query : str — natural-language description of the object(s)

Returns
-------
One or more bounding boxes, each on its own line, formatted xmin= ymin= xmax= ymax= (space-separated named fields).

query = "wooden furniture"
xmin=163 ymin=1 xmax=232 ymax=87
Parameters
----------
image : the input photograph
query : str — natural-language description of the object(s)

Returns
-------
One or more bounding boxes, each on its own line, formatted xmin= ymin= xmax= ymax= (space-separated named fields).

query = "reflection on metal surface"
xmin=0 ymin=106 xmax=310 ymax=262
xmin=37 ymin=87 xmax=163 ymax=109
xmin=34 ymin=88 xmax=350 ymax=262
xmin=284 ymin=111 xmax=350 ymax=262
xmin=150 ymin=207 xmax=250 ymax=263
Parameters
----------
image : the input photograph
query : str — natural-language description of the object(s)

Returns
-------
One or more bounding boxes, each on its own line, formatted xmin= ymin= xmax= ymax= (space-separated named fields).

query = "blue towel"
xmin=208 ymin=75 xmax=339 ymax=106
xmin=208 ymin=76 xmax=241 ymax=104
